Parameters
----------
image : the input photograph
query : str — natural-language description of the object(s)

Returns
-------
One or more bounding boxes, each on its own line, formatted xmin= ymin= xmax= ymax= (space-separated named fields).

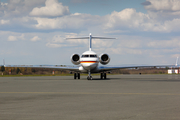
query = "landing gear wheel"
xmin=100 ymin=73 xmax=107 ymax=79
xmin=87 ymin=76 xmax=92 ymax=80
xmin=74 ymin=73 xmax=76 ymax=79
xmin=78 ymin=73 xmax=80 ymax=79
xmin=104 ymin=73 xmax=107 ymax=79
xmin=101 ymin=73 xmax=103 ymax=79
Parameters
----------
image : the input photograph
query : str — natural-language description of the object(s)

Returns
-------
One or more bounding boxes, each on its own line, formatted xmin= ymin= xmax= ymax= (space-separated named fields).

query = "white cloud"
xmin=33 ymin=13 xmax=102 ymax=30
xmin=1 ymin=2 xmax=8 ymax=6
xmin=8 ymin=36 xmax=17 ymax=41
xmin=0 ymin=20 xmax=9 ymax=25
xmin=103 ymin=7 xmax=180 ymax=33
xmin=145 ymin=0 xmax=180 ymax=11
xmin=147 ymin=37 xmax=180 ymax=48
xmin=30 ymin=36 xmax=41 ymax=41
xmin=7 ymin=34 xmax=25 ymax=41
xmin=46 ymin=34 xmax=88 ymax=48
xmin=30 ymin=0 xmax=70 ymax=17
xmin=143 ymin=0 xmax=180 ymax=21
xmin=0 ymin=0 xmax=46 ymax=17
xmin=46 ymin=43 xmax=67 ymax=48
xmin=2 ymin=0 xmax=180 ymax=33
xmin=105 ymin=8 xmax=150 ymax=30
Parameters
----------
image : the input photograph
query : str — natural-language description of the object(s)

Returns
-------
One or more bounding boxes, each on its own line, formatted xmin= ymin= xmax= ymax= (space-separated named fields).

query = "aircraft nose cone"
xmin=81 ymin=63 xmax=98 ymax=70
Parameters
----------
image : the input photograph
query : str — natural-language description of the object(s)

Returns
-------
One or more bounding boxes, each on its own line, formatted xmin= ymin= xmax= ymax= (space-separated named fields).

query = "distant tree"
xmin=16 ymin=68 xmax=21 ymax=74
xmin=1 ymin=66 xmax=5 ymax=72
xmin=1 ymin=66 xmax=5 ymax=75
xmin=165 ymin=67 xmax=169 ymax=70
xmin=32 ymin=69 xmax=36 ymax=73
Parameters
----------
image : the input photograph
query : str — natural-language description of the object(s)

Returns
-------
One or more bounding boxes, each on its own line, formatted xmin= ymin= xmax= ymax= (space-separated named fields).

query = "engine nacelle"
xmin=99 ymin=53 xmax=110 ymax=65
xmin=71 ymin=54 xmax=80 ymax=65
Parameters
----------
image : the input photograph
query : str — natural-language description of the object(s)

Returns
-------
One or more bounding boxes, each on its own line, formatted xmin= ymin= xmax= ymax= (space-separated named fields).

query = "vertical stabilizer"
xmin=89 ymin=33 xmax=92 ymax=51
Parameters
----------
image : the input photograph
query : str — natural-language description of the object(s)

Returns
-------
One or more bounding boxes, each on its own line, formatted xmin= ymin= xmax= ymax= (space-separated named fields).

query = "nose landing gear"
xmin=87 ymin=71 xmax=93 ymax=80
xmin=87 ymin=76 xmax=92 ymax=80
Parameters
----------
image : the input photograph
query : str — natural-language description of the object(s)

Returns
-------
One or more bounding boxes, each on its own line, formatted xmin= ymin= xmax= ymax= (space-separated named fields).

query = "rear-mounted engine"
xmin=99 ymin=53 xmax=110 ymax=65
xmin=71 ymin=54 xmax=80 ymax=65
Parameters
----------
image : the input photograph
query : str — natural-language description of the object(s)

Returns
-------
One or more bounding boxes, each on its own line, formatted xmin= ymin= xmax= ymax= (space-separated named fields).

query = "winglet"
xmin=3 ymin=59 xmax=5 ymax=67
xmin=175 ymin=57 xmax=179 ymax=66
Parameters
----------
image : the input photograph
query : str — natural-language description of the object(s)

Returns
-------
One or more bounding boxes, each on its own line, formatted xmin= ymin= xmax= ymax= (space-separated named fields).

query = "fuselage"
xmin=80 ymin=51 xmax=99 ymax=72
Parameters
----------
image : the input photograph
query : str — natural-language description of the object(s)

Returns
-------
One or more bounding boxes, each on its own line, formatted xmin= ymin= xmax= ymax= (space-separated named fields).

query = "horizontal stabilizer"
xmin=66 ymin=37 xmax=116 ymax=40
xmin=66 ymin=37 xmax=89 ymax=39
xmin=92 ymin=37 xmax=116 ymax=39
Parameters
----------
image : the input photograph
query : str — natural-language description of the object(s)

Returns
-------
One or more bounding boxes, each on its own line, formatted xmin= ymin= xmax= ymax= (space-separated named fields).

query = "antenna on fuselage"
xmin=66 ymin=33 xmax=116 ymax=51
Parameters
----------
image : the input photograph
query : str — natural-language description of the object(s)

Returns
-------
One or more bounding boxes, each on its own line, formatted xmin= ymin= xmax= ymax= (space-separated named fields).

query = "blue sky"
xmin=0 ymin=0 xmax=180 ymax=65
xmin=63 ymin=0 xmax=147 ymax=15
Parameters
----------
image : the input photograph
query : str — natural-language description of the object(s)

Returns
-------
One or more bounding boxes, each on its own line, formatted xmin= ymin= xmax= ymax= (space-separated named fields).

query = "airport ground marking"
xmin=0 ymin=92 xmax=180 ymax=96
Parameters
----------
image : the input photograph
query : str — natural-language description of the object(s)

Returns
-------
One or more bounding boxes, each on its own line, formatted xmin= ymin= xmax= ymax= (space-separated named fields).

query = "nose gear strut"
xmin=87 ymin=70 xmax=92 ymax=80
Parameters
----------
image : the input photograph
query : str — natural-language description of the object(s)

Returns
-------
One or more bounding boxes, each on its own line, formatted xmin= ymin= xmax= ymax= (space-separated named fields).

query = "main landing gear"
xmin=74 ymin=72 xmax=107 ymax=80
xmin=74 ymin=73 xmax=80 ymax=79
xmin=101 ymin=72 xmax=107 ymax=79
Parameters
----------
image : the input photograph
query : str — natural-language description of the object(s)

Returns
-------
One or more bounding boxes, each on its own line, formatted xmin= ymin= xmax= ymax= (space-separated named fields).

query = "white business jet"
xmin=4 ymin=33 xmax=170 ymax=80
xmin=66 ymin=33 xmax=115 ymax=80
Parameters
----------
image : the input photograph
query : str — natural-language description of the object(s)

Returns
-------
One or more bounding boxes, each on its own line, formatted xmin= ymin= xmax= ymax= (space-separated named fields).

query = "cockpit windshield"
xmin=82 ymin=55 xmax=89 ymax=57
xmin=81 ymin=54 xmax=97 ymax=58
xmin=90 ymin=55 xmax=97 ymax=57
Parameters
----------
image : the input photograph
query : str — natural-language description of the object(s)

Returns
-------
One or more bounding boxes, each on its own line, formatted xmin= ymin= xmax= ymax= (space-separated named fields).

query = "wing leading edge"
xmin=4 ymin=65 xmax=80 ymax=72
xmin=98 ymin=65 xmax=171 ymax=72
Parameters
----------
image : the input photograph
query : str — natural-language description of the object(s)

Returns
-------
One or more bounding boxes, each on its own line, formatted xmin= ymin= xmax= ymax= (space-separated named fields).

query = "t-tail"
xmin=66 ymin=33 xmax=116 ymax=51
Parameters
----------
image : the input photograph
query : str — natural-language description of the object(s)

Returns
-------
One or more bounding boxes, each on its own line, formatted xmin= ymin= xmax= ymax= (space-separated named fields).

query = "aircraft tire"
xmin=87 ymin=76 xmax=92 ymax=80
xmin=104 ymin=73 xmax=107 ymax=79
xmin=74 ymin=73 xmax=76 ymax=79
xmin=78 ymin=73 xmax=80 ymax=79
xmin=100 ymin=73 xmax=103 ymax=79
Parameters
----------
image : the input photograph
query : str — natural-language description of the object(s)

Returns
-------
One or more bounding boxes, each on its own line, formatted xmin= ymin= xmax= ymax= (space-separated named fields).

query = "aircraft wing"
xmin=4 ymin=65 xmax=80 ymax=72
xmin=98 ymin=65 xmax=170 ymax=72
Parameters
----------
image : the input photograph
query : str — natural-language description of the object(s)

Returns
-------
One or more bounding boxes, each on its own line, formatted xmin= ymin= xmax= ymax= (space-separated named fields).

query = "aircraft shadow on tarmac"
xmin=85 ymin=77 xmax=121 ymax=80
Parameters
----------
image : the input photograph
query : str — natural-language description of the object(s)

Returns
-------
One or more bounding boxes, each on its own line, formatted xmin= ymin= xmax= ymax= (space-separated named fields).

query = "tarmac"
xmin=0 ymin=74 xmax=180 ymax=120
